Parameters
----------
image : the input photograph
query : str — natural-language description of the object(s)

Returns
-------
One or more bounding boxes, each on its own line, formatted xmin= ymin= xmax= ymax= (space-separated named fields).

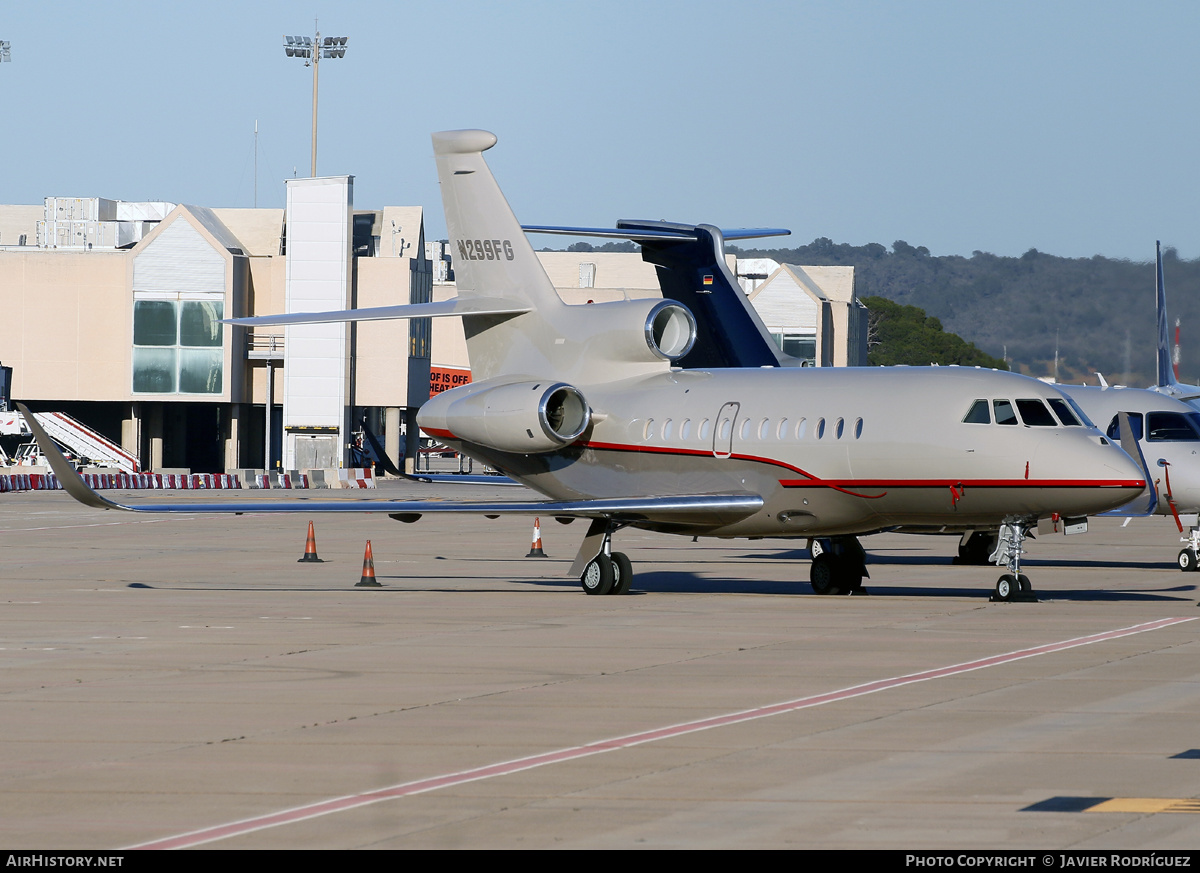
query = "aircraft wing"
xmin=223 ymin=296 xmax=530 ymax=328
xmin=1100 ymin=411 xmax=1159 ymax=517
xmin=18 ymin=405 xmax=762 ymax=526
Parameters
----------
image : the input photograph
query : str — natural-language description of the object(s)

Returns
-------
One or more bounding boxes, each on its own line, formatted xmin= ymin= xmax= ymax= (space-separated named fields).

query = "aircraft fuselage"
xmin=422 ymin=365 xmax=1146 ymax=538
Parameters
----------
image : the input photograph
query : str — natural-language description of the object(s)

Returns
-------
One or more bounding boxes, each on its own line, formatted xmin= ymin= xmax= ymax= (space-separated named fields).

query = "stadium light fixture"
xmin=282 ymin=26 xmax=347 ymax=176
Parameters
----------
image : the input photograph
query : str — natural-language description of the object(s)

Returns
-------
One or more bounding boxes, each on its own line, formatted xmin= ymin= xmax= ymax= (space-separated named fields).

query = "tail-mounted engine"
xmin=419 ymin=380 xmax=591 ymax=453
xmin=642 ymin=300 xmax=697 ymax=362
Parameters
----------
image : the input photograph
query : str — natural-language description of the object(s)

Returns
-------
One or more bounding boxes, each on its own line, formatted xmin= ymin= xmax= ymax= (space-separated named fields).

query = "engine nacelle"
xmin=642 ymin=299 xmax=697 ymax=361
xmin=589 ymin=298 xmax=697 ymax=364
xmin=418 ymin=379 xmax=591 ymax=453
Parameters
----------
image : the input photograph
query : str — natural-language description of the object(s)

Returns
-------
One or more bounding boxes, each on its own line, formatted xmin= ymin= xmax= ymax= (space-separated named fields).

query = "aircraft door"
xmin=713 ymin=402 xmax=739 ymax=458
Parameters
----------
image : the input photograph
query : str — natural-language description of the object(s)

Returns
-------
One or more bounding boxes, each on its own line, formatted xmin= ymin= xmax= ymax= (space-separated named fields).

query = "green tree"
xmin=864 ymin=296 xmax=1008 ymax=369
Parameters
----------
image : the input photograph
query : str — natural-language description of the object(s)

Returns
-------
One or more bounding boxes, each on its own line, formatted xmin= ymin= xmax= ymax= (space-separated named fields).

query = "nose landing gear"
xmin=989 ymin=521 xmax=1037 ymax=602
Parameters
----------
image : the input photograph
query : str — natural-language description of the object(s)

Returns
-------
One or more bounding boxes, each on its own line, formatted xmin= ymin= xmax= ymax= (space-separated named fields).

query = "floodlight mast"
xmin=282 ymin=26 xmax=347 ymax=177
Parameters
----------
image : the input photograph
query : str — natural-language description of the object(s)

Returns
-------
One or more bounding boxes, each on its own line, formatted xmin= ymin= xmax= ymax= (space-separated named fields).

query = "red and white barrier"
xmin=338 ymin=468 xmax=375 ymax=489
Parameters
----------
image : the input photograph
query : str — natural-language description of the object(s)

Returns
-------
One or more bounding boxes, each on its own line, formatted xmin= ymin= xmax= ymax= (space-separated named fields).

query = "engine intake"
xmin=644 ymin=300 xmax=697 ymax=361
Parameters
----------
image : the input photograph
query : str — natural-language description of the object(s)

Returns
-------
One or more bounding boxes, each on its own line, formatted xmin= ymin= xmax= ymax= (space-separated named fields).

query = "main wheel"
xmin=995 ymin=574 xmax=1016 ymax=602
xmin=609 ymin=551 xmax=633 ymax=595
xmin=580 ymin=555 xmax=614 ymax=595
xmin=1179 ymin=548 xmax=1198 ymax=572
xmin=810 ymin=553 xmax=837 ymax=594
xmin=1016 ymin=574 xmax=1032 ymax=593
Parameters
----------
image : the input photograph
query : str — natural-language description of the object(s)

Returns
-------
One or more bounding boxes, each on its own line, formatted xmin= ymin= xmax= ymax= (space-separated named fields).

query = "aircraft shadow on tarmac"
xmin=124 ymin=544 xmax=1199 ymax=601
xmin=731 ymin=547 xmax=1182 ymax=573
xmin=612 ymin=572 xmax=1197 ymax=601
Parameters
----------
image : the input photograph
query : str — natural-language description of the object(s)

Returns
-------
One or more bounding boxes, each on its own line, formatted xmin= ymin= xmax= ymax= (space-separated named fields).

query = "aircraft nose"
xmin=1094 ymin=437 xmax=1150 ymax=507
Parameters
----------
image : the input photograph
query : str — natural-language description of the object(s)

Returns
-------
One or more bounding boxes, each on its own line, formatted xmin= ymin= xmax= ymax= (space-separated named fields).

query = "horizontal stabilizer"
xmin=224 ymin=297 xmax=529 ymax=328
xmin=522 ymin=223 xmax=790 ymax=242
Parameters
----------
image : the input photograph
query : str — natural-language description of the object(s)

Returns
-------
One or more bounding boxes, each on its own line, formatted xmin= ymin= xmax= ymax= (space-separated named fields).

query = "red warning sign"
xmin=430 ymin=366 xmax=472 ymax=397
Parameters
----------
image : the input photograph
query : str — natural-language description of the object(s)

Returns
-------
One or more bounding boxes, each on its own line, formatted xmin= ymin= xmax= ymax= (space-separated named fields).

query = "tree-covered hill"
xmin=863 ymin=296 xmax=1007 ymax=369
xmin=733 ymin=238 xmax=1200 ymax=388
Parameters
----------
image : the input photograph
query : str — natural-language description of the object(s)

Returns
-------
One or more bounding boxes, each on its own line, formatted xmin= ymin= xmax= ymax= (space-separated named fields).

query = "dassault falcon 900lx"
xmin=24 ymin=129 xmax=1147 ymax=601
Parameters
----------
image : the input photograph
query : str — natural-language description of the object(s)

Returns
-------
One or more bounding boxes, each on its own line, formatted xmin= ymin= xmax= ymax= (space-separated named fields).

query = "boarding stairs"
xmin=8 ymin=411 xmax=139 ymax=474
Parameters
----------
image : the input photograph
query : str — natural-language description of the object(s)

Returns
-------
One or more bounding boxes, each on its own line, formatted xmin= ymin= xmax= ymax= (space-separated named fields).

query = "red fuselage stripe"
xmin=432 ymin=435 xmax=1144 ymax=493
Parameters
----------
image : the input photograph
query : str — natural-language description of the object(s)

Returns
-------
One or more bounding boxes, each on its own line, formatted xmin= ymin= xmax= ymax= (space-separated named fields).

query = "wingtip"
xmin=16 ymin=403 xmax=121 ymax=510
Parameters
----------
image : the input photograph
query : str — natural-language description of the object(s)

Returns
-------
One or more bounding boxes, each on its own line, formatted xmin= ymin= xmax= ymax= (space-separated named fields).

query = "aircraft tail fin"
xmin=1156 ymin=241 xmax=1180 ymax=389
xmin=432 ymin=130 xmax=566 ymax=381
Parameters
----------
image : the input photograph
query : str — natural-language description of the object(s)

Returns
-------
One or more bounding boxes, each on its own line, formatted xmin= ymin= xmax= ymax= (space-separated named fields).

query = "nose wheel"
xmin=989 ymin=521 xmax=1038 ymax=602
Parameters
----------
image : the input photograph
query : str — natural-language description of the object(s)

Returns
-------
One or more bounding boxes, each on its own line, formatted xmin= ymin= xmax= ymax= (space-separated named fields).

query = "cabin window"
xmin=1048 ymin=398 xmax=1084 ymax=426
xmin=854 ymin=418 xmax=863 ymax=439
xmin=1016 ymin=399 xmax=1057 ymax=427
xmin=699 ymin=419 xmax=711 ymax=440
xmin=1105 ymin=414 xmax=1144 ymax=441
xmin=1147 ymin=412 xmax=1200 ymax=441
xmin=777 ymin=418 xmax=789 ymax=439
xmin=963 ymin=399 xmax=991 ymax=424
xmin=719 ymin=419 xmax=731 ymax=441
xmin=740 ymin=420 xmax=751 ymax=440
xmin=644 ymin=419 xmax=655 ymax=440
xmin=662 ymin=419 xmax=674 ymax=439
xmin=835 ymin=417 xmax=845 ymax=438
xmin=993 ymin=400 xmax=1018 ymax=425
xmin=681 ymin=419 xmax=692 ymax=439
xmin=816 ymin=418 xmax=826 ymax=439
xmin=758 ymin=418 xmax=770 ymax=439
xmin=796 ymin=418 xmax=807 ymax=439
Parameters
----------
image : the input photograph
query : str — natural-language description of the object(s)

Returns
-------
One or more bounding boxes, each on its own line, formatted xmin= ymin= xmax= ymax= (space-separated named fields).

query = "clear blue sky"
xmin=2 ymin=1 xmax=1197 ymax=261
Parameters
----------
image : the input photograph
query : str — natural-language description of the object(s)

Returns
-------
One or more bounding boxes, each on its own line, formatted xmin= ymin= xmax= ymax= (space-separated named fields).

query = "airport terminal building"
xmin=0 ymin=189 xmax=866 ymax=474
xmin=0 ymin=181 xmax=432 ymax=474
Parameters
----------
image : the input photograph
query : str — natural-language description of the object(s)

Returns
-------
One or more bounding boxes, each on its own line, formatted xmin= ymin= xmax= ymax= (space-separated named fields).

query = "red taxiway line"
xmin=131 ymin=616 xmax=1195 ymax=850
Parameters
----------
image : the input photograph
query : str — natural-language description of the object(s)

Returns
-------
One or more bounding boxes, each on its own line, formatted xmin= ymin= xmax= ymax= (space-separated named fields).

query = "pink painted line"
xmin=131 ymin=616 xmax=1195 ymax=850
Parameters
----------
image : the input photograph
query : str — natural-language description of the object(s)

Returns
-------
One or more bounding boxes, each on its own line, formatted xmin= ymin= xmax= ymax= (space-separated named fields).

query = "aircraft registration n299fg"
xmin=22 ymin=129 xmax=1148 ymax=602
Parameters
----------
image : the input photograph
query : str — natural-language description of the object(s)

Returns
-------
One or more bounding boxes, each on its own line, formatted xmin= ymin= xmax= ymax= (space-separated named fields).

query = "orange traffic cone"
xmin=356 ymin=540 xmax=382 ymax=587
xmin=298 ymin=521 xmax=324 ymax=563
xmin=526 ymin=517 xmax=548 ymax=558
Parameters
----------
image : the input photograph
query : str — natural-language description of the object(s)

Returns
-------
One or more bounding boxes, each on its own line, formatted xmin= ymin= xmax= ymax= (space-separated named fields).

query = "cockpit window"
xmin=1064 ymin=396 xmax=1096 ymax=428
xmin=963 ymin=399 xmax=991 ymax=424
xmin=1016 ymin=399 xmax=1057 ymax=426
xmin=993 ymin=400 xmax=1018 ymax=425
xmin=1106 ymin=413 xmax=1144 ymax=442
xmin=1048 ymin=397 xmax=1084 ymax=426
xmin=1147 ymin=411 xmax=1200 ymax=442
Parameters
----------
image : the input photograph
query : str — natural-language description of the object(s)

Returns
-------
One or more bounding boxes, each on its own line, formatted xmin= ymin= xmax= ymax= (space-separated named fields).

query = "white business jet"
xmin=22 ymin=130 xmax=1147 ymax=601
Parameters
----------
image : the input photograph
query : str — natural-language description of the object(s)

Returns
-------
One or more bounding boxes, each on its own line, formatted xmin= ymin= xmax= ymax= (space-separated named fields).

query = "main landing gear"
xmin=989 ymin=520 xmax=1037 ymax=602
xmin=579 ymin=524 xmax=634 ymax=596
xmin=809 ymin=536 xmax=868 ymax=595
